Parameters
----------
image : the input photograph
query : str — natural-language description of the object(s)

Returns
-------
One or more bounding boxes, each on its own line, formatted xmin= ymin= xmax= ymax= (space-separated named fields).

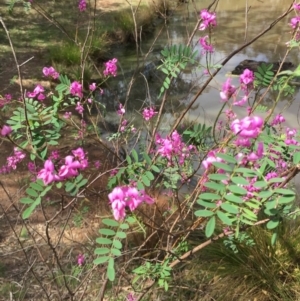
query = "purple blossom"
xmin=75 ymin=102 xmax=84 ymax=114
xmin=108 ymin=186 xmax=154 ymax=221
xmin=142 ymin=107 xmax=157 ymax=121
xmin=27 ymin=84 xmax=45 ymax=100
xmin=231 ymin=116 xmax=264 ymax=139
xmin=117 ymin=103 xmax=125 ymax=116
xmin=199 ymin=36 xmax=214 ymax=53
xmin=78 ymin=0 xmax=87 ymax=12
xmin=233 ymin=95 xmax=248 ymax=107
xmin=202 ymin=150 xmax=223 ymax=169
xmin=239 ymin=69 xmax=254 ymax=85
xmin=70 ymin=81 xmax=83 ymax=98
xmin=89 ymin=82 xmax=97 ymax=91
xmin=199 ymin=9 xmax=217 ymax=30
xmin=77 ymin=254 xmax=85 ymax=266
xmin=290 ymin=16 xmax=300 ymax=29
xmin=294 ymin=3 xmax=300 ymax=10
xmin=37 ymin=160 xmax=60 ymax=185
xmin=1 ymin=125 xmax=12 ymax=136
xmin=220 ymin=78 xmax=236 ymax=101
xmin=104 ymin=58 xmax=118 ymax=77
xmin=63 ymin=112 xmax=72 ymax=119
xmin=271 ymin=114 xmax=285 ymax=126
xmin=42 ymin=66 xmax=59 ymax=79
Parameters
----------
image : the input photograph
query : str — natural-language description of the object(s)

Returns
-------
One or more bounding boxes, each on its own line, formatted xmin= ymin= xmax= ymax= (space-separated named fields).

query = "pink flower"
xmin=108 ymin=186 xmax=154 ymax=221
xmin=202 ymin=150 xmax=223 ymax=169
xmin=72 ymin=147 xmax=86 ymax=160
xmin=78 ymin=0 xmax=86 ymax=11
xmin=230 ymin=116 xmax=264 ymax=139
xmin=199 ymin=36 xmax=214 ymax=53
xmin=294 ymin=3 xmax=300 ymax=10
xmin=1 ymin=125 xmax=12 ymax=136
xmin=271 ymin=114 xmax=285 ymax=126
xmin=233 ymin=95 xmax=248 ymax=106
xmin=89 ymin=82 xmax=97 ymax=91
xmin=63 ymin=112 xmax=72 ymax=119
xmin=117 ymin=103 xmax=125 ymax=115
xmin=239 ymin=69 xmax=254 ymax=85
xmin=104 ymin=58 xmax=118 ymax=77
xmin=247 ymin=142 xmax=264 ymax=161
xmin=27 ymin=84 xmax=45 ymax=100
xmin=75 ymin=102 xmax=84 ymax=114
xmin=70 ymin=81 xmax=83 ymax=98
xmin=290 ymin=16 xmax=300 ymax=29
xmin=37 ymin=160 xmax=60 ymax=185
xmin=77 ymin=254 xmax=85 ymax=266
xmin=42 ymin=66 xmax=59 ymax=79
xmin=199 ymin=9 xmax=216 ymax=30
xmin=142 ymin=107 xmax=157 ymax=121
xmin=220 ymin=78 xmax=236 ymax=101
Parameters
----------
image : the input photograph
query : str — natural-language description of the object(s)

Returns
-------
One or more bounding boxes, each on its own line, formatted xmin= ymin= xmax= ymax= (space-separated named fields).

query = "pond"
xmin=99 ymin=0 xmax=300 ymax=130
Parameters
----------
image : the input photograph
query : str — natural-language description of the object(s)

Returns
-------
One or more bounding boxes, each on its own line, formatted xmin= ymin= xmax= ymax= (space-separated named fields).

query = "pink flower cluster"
xmin=220 ymin=78 xmax=236 ymax=101
xmin=285 ymin=127 xmax=299 ymax=145
xmin=108 ymin=186 xmax=154 ymax=220
xmin=1 ymin=125 xmax=12 ymax=136
xmin=0 ymin=147 xmax=26 ymax=174
xmin=142 ymin=107 xmax=157 ymax=121
xmin=202 ymin=150 xmax=223 ymax=169
xmin=271 ymin=114 xmax=285 ymax=126
xmin=239 ymin=69 xmax=254 ymax=85
xmin=70 ymin=81 xmax=83 ymax=98
xmin=231 ymin=116 xmax=264 ymax=146
xmin=156 ymin=131 xmax=195 ymax=165
xmin=104 ymin=58 xmax=118 ymax=77
xmin=199 ymin=9 xmax=216 ymax=30
xmin=42 ymin=66 xmax=59 ymax=79
xmin=27 ymin=84 xmax=45 ymax=101
xmin=199 ymin=36 xmax=214 ymax=54
xmin=0 ymin=94 xmax=12 ymax=108
xmin=78 ymin=0 xmax=87 ymax=11
xmin=77 ymin=254 xmax=85 ymax=266
xmin=37 ymin=147 xmax=88 ymax=185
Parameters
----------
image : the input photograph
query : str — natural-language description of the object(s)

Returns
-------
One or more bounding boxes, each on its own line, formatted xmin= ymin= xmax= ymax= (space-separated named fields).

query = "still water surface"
xmin=102 ymin=0 xmax=299 ymax=130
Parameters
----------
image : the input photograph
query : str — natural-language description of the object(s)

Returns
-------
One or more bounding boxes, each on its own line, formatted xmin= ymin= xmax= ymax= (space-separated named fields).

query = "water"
xmin=100 ymin=0 xmax=300 ymax=130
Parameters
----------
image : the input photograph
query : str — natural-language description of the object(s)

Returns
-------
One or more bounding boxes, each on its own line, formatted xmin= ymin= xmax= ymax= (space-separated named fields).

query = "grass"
xmin=166 ymin=221 xmax=300 ymax=301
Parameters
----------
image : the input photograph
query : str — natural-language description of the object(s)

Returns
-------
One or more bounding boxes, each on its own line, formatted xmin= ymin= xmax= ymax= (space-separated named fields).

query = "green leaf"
xmin=99 ymin=229 xmax=116 ymax=236
xmin=107 ymin=257 xmax=115 ymax=281
xmin=26 ymin=188 xmax=39 ymax=198
xmin=224 ymin=194 xmax=243 ymax=204
xmin=221 ymin=203 xmax=239 ymax=214
xmin=212 ymin=162 xmax=233 ymax=172
xmin=30 ymin=182 xmax=44 ymax=192
xmin=116 ymin=231 xmax=126 ymax=239
xmin=20 ymin=197 xmax=33 ymax=204
xmin=145 ymin=171 xmax=155 ymax=181
xmin=242 ymin=208 xmax=258 ymax=220
xmin=228 ymin=185 xmax=247 ymax=195
xmin=110 ymin=248 xmax=122 ymax=256
xmin=199 ymin=193 xmax=220 ymax=200
xmin=253 ymin=181 xmax=268 ymax=188
xmin=119 ymin=223 xmax=129 ymax=230
xmin=271 ymin=232 xmax=277 ymax=245
xmin=266 ymin=218 xmax=280 ymax=230
xmin=94 ymin=248 xmax=110 ymax=255
xmin=113 ymin=240 xmax=122 ymax=249
xmin=204 ymin=181 xmax=225 ymax=192
xmin=102 ymin=219 xmax=119 ymax=227
xmin=208 ymin=174 xmax=228 ymax=181
xmin=131 ymin=149 xmax=139 ymax=162
xmin=93 ymin=256 xmax=110 ymax=265
xmin=216 ymin=153 xmax=237 ymax=164
xmin=205 ymin=216 xmax=216 ymax=238
xmin=234 ymin=168 xmax=258 ymax=176
xmin=151 ymin=165 xmax=160 ymax=173
xmin=277 ymin=195 xmax=295 ymax=204
xmin=275 ymin=188 xmax=295 ymax=195
xmin=231 ymin=177 xmax=249 ymax=185
xmin=257 ymin=191 xmax=273 ymax=199
xmin=197 ymin=199 xmax=217 ymax=209
xmin=194 ymin=210 xmax=214 ymax=217
xmin=142 ymin=175 xmax=150 ymax=187
xmin=217 ymin=211 xmax=232 ymax=226
xmin=96 ymin=237 xmax=113 ymax=245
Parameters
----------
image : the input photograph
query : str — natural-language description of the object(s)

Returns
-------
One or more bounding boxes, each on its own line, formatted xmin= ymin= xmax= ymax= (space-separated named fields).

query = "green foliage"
xmin=133 ymin=260 xmax=172 ymax=292
xmin=223 ymin=232 xmax=255 ymax=253
xmin=65 ymin=174 xmax=88 ymax=196
xmin=254 ymin=63 xmax=274 ymax=87
xmin=48 ymin=42 xmax=81 ymax=66
xmin=20 ymin=179 xmax=52 ymax=219
xmin=158 ymin=44 xmax=198 ymax=97
xmin=94 ymin=218 xmax=130 ymax=281
xmin=182 ymin=122 xmax=213 ymax=150
xmin=6 ymin=0 xmax=31 ymax=13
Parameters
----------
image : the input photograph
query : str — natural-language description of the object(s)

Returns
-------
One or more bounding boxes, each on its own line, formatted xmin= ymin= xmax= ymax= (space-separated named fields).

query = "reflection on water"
xmin=102 ymin=0 xmax=299 ymax=129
